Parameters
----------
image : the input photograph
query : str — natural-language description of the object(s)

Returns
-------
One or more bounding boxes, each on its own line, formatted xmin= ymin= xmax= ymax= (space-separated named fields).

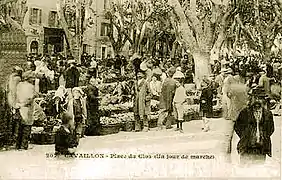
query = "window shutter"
xmin=48 ymin=11 xmax=51 ymax=26
xmin=100 ymin=23 xmax=104 ymax=36
xmin=39 ymin=9 xmax=42 ymax=24
xmin=29 ymin=8 xmax=33 ymax=25
xmin=55 ymin=12 xmax=58 ymax=27
xmin=57 ymin=14 xmax=60 ymax=27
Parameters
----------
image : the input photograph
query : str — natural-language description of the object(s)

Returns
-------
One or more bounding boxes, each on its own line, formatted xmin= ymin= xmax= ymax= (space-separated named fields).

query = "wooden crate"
xmin=99 ymin=124 xmax=121 ymax=135
xmin=31 ymin=132 xmax=55 ymax=145
xmin=121 ymin=121 xmax=135 ymax=132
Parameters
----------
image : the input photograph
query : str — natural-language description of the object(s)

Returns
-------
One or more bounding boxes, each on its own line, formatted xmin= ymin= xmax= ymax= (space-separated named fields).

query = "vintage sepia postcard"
xmin=0 ymin=0 xmax=281 ymax=179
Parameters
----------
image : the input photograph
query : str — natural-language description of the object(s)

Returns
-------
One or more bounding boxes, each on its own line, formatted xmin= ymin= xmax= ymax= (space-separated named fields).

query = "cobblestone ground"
xmin=0 ymin=117 xmax=280 ymax=179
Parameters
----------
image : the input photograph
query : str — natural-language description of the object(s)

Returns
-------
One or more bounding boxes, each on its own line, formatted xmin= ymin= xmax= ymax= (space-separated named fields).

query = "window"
xmin=30 ymin=41 xmax=39 ymax=54
xmin=49 ymin=11 xmax=58 ymax=27
xmin=101 ymin=46 xmax=107 ymax=59
xmin=29 ymin=8 xmax=42 ymax=25
xmin=100 ymin=23 xmax=110 ymax=36
xmin=104 ymin=0 xmax=107 ymax=9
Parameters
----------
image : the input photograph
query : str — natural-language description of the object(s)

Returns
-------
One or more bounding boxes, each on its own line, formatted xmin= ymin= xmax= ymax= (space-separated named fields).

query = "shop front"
xmin=43 ymin=27 xmax=65 ymax=55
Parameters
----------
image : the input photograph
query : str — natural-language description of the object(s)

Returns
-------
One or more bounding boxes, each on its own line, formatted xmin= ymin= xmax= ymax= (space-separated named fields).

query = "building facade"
xmin=22 ymin=0 xmax=65 ymax=55
xmin=21 ymin=0 xmax=114 ymax=59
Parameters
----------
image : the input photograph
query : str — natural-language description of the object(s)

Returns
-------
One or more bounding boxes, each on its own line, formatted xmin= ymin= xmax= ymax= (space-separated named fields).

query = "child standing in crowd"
xmin=150 ymin=74 xmax=162 ymax=100
xmin=173 ymin=70 xmax=187 ymax=133
xmin=55 ymin=112 xmax=77 ymax=156
xmin=200 ymin=77 xmax=214 ymax=132
xmin=67 ymin=87 xmax=87 ymax=143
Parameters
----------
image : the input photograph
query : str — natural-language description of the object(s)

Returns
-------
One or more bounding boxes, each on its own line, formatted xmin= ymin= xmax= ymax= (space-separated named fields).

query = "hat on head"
xmin=203 ymin=79 xmax=211 ymax=86
xmin=221 ymin=60 xmax=230 ymax=65
xmin=173 ymin=71 xmax=185 ymax=79
xmin=140 ymin=61 xmax=148 ymax=71
xmin=225 ymin=68 xmax=233 ymax=74
xmin=152 ymin=67 xmax=162 ymax=76
xmin=72 ymin=87 xmax=84 ymax=95
xmin=146 ymin=59 xmax=153 ymax=68
xmin=137 ymin=71 xmax=146 ymax=77
xmin=167 ymin=67 xmax=176 ymax=77
xmin=14 ymin=66 xmax=23 ymax=72
xmin=68 ymin=60 xmax=76 ymax=64
xmin=130 ymin=53 xmax=141 ymax=62
xmin=248 ymin=85 xmax=267 ymax=98
xmin=220 ymin=68 xmax=228 ymax=73
xmin=34 ymin=60 xmax=42 ymax=67
xmin=54 ymin=86 xmax=67 ymax=100
xmin=22 ymin=71 xmax=35 ymax=82
xmin=176 ymin=67 xmax=182 ymax=72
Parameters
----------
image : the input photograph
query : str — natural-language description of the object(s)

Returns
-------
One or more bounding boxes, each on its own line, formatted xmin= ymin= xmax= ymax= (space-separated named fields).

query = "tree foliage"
xmin=105 ymin=0 xmax=177 ymax=55
xmin=0 ymin=0 xmax=28 ymax=32
xmin=57 ymin=0 xmax=87 ymax=58
xmin=225 ymin=0 xmax=282 ymax=58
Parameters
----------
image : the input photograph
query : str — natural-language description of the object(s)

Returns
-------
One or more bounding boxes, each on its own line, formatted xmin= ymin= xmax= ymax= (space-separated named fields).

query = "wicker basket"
xmin=31 ymin=132 xmax=55 ymax=145
xmin=99 ymin=124 xmax=121 ymax=135
xmin=149 ymin=120 xmax=158 ymax=128
xmin=121 ymin=121 xmax=135 ymax=132
xmin=213 ymin=109 xmax=223 ymax=118
xmin=184 ymin=114 xmax=193 ymax=122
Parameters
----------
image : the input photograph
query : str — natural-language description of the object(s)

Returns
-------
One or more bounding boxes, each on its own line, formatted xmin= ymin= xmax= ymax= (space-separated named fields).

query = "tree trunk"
xmin=210 ymin=31 xmax=225 ymax=64
xmin=170 ymin=40 xmax=178 ymax=59
xmin=168 ymin=0 xmax=198 ymax=52
xmin=56 ymin=0 xmax=75 ymax=57
xmin=192 ymin=51 xmax=211 ymax=89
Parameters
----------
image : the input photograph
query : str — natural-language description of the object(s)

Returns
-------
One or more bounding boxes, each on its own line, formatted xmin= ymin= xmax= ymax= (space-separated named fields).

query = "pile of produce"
xmin=185 ymin=85 xmax=197 ymax=96
xmin=31 ymin=127 xmax=44 ymax=134
xmin=43 ymin=118 xmax=61 ymax=132
xmin=100 ymin=70 xmax=135 ymax=84
xmin=213 ymin=104 xmax=222 ymax=112
xmin=100 ymin=94 xmax=132 ymax=106
xmin=98 ymin=83 xmax=118 ymax=96
xmin=103 ymin=75 xmax=134 ymax=84
xmin=150 ymin=111 xmax=160 ymax=120
xmin=111 ymin=112 xmax=134 ymax=122
xmin=100 ymin=102 xmax=133 ymax=113
xmin=100 ymin=116 xmax=123 ymax=125
xmin=151 ymin=100 xmax=159 ymax=112
xmin=183 ymin=104 xmax=200 ymax=115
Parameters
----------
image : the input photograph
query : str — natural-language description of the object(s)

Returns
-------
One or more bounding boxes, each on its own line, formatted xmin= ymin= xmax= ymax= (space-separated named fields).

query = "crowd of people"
xmin=2 ymin=51 xmax=281 ymax=164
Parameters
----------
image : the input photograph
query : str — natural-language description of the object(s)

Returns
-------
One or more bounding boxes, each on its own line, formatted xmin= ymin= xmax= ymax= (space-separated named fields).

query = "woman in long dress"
xmin=225 ymin=69 xmax=249 ymax=161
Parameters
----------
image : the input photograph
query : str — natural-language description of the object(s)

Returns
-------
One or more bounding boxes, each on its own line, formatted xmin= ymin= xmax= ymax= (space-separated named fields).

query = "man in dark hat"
xmin=133 ymin=71 xmax=152 ymax=132
xmin=157 ymin=67 xmax=177 ymax=130
xmin=65 ymin=60 xmax=80 ymax=89
xmin=234 ymin=86 xmax=274 ymax=165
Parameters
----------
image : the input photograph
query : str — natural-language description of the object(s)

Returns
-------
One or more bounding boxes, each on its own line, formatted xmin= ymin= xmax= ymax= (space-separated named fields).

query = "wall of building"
xmin=83 ymin=0 xmax=114 ymax=59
